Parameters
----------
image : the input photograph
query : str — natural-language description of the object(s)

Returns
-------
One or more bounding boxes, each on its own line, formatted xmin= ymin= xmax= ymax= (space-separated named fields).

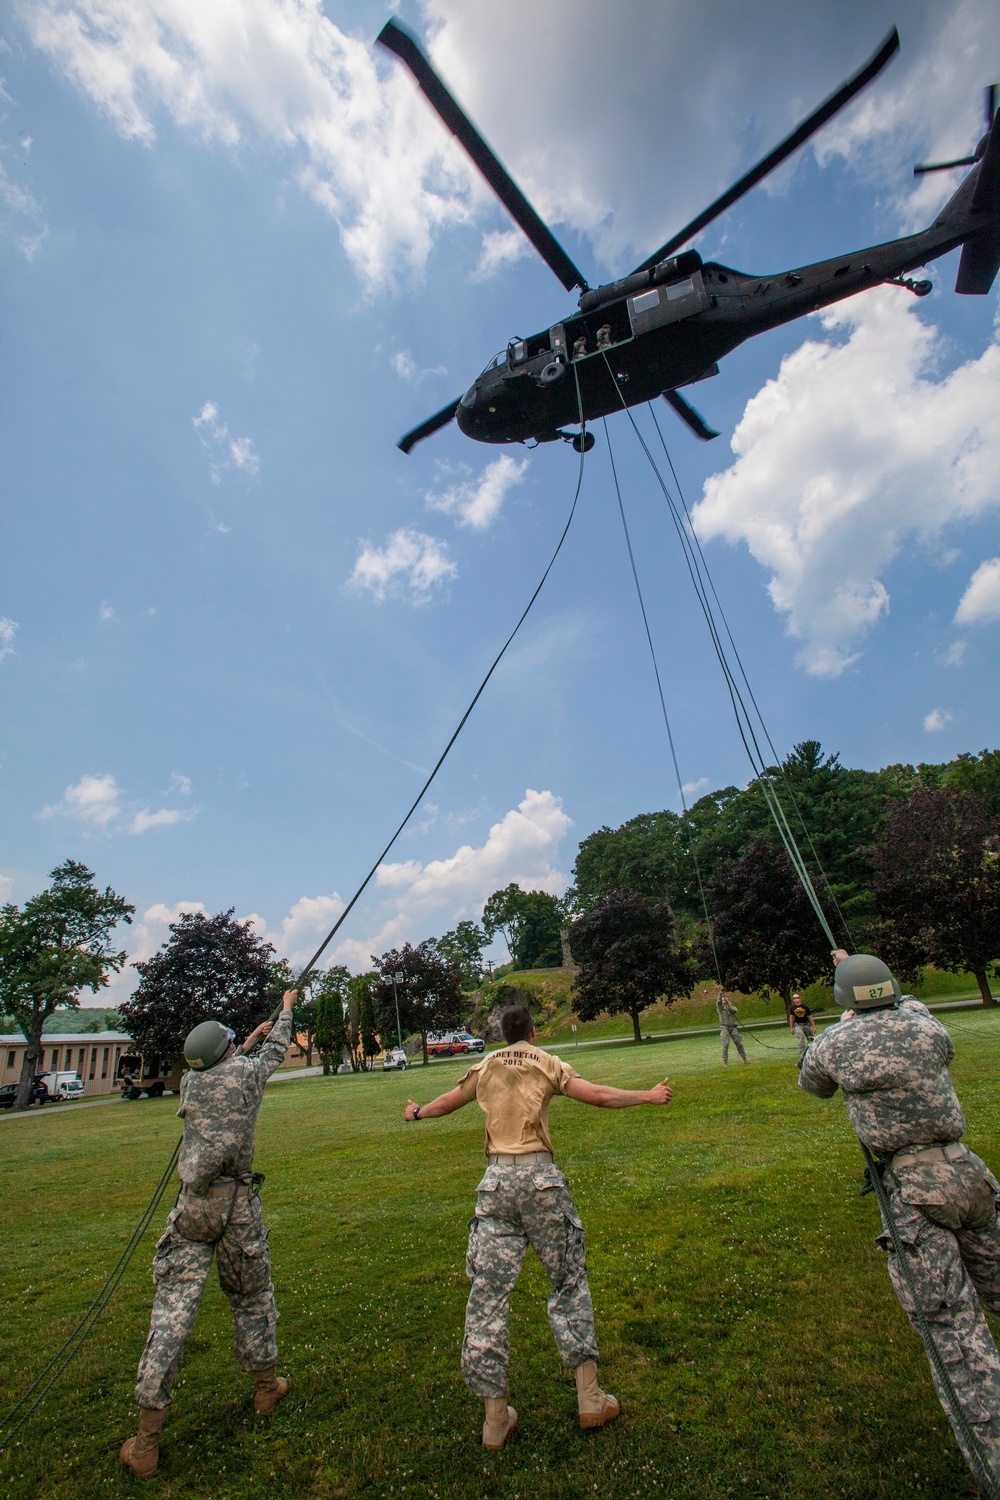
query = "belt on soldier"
xmin=488 ymin=1150 xmax=554 ymax=1165
xmin=179 ymin=1176 xmax=254 ymax=1199
xmin=891 ymin=1141 xmax=968 ymax=1169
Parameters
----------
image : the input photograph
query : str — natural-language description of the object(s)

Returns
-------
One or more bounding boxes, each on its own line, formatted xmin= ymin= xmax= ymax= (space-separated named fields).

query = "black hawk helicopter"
xmin=377 ymin=20 xmax=1000 ymax=455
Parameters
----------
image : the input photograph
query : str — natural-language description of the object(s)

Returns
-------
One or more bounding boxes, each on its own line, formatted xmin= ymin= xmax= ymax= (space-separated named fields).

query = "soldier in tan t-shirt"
xmin=404 ymin=1002 xmax=672 ymax=1451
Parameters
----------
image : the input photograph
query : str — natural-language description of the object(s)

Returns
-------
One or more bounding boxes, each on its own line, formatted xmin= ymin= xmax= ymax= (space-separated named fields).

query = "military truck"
xmin=116 ymin=1050 xmax=183 ymax=1099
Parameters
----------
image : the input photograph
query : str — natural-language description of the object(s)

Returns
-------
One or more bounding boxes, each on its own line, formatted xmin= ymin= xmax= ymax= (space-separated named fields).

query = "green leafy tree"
xmin=120 ymin=909 xmax=284 ymax=1061
xmin=313 ymin=967 xmax=349 ymax=1073
xmin=356 ymin=973 xmax=381 ymax=1069
xmin=870 ymin=787 xmax=1000 ymax=1006
xmin=431 ymin=921 xmax=487 ymax=988
xmin=0 ymin=861 xmax=134 ymax=1107
xmin=569 ymin=890 xmax=696 ymax=1042
xmin=707 ymin=839 xmax=834 ymax=1011
xmin=372 ymin=943 xmax=464 ymax=1064
xmin=482 ymin=885 xmax=564 ymax=970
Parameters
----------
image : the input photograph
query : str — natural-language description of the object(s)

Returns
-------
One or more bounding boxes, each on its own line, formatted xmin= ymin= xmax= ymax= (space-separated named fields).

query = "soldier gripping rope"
xmin=716 ymin=991 xmax=748 ymax=1066
xmin=799 ymin=954 xmax=1000 ymax=1491
xmin=404 ymin=1003 xmax=672 ymax=1450
xmin=119 ymin=990 xmax=296 ymax=1478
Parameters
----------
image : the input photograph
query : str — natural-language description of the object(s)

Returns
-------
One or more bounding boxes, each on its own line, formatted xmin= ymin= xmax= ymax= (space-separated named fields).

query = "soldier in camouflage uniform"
xmin=120 ymin=990 xmax=296 ymax=1478
xmin=800 ymin=954 xmax=1000 ymax=1490
xmin=717 ymin=991 xmax=748 ymax=1066
xmin=404 ymin=1002 xmax=672 ymax=1449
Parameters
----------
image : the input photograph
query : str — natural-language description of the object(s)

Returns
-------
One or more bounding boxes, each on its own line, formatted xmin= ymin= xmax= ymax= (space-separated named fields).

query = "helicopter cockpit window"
xmin=509 ymin=340 xmax=527 ymax=364
xmin=481 ymin=351 xmax=506 ymax=375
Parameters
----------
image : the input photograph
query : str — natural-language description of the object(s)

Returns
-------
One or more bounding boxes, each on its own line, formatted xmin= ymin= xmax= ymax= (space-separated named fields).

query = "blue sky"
xmin=2 ymin=0 xmax=999 ymax=1002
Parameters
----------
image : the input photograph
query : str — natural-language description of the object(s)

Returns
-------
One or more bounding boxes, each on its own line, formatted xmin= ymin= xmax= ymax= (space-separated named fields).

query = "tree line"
xmin=2 ymin=742 xmax=997 ymax=1103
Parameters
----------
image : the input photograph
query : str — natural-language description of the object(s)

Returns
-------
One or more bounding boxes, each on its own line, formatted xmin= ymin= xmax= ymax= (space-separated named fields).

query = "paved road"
xmin=0 ymin=1062 xmax=326 ymax=1122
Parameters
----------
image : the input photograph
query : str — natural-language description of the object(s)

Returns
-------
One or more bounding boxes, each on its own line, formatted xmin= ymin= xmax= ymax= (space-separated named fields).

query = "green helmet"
xmin=834 ymin=954 xmax=901 ymax=1010
xmin=184 ymin=1020 xmax=236 ymax=1070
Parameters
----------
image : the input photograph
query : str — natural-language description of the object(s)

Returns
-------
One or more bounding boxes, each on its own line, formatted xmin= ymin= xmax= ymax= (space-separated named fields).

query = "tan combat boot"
xmin=253 ymin=1366 xmax=290 ymax=1415
xmin=119 ymin=1406 xmax=167 ymax=1477
xmin=482 ymin=1396 xmax=518 ymax=1449
xmin=575 ymin=1361 xmax=620 ymax=1430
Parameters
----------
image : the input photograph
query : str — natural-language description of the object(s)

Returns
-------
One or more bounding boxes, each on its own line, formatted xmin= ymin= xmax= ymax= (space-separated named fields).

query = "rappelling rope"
xmin=250 ymin=370 xmax=590 ymax=1020
xmin=603 ymin=416 xmax=722 ymax=985
xmin=0 ymin=382 xmax=591 ymax=1451
xmin=859 ymin=1140 xmax=1000 ymax=1499
xmin=0 ymin=1138 xmax=182 ymax=1453
xmin=598 ymin=357 xmax=838 ymax=951
xmin=647 ymin=406 xmax=858 ymax=954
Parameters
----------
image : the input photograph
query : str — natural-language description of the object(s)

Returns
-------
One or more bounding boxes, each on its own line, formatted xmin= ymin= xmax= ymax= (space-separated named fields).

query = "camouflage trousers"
xmin=793 ymin=1024 xmax=814 ymax=1057
xmin=134 ymin=1185 xmax=278 ymax=1409
xmin=879 ymin=1153 xmax=1000 ymax=1484
xmin=720 ymin=1025 xmax=746 ymax=1063
xmin=462 ymin=1161 xmax=599 ymax=1399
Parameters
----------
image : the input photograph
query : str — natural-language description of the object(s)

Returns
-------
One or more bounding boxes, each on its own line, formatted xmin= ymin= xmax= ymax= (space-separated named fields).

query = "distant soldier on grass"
xmin=120 ymin=989 xmax=296 ymax=1478
xmin=404 ymin=1002 xmax=672 ymax=1450
xmin=788 ymin=993 xmax=816 ymax=1058
xmin=716 ymin=990 xmax=748 ymax=1067
xmin=800 ymin=954 xmax=1000 ymax=1489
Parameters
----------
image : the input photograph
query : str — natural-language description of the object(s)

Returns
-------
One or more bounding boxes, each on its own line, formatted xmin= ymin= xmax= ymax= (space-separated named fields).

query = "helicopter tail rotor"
xmin=914 ymin=80 xmax=999 ymax=175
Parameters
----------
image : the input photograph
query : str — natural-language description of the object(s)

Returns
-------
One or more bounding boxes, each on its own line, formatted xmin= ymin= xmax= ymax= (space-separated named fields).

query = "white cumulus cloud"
xmin=0 ymin=617 xmax=17 ymax=664
xmin=693 ymin=291 xmax=1000 ymax=676
xmin=331 ymin=788 xmax=571 ymax=970
xmin=426 ymin=454 xmax=529 ymax=530
xmin=193 ymin=399 xmax=259 ymax=483
xmin=924 ymin=707 xmax=953 ymax=732
xmin=41 ymin=772 xmax=123 ymax=828
xmin=349 ymin=527 xmax=457 ymax=603
xmin=955 ymin=557 xmax=1000 ymax=627
xmin=39 ymin=772 xmax=198 ymax=835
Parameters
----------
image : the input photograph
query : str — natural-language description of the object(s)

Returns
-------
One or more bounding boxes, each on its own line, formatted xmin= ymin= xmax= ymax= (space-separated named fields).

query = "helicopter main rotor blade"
xmin=397 ymin=398 xmax=462 ymax=455
xmin=377 ymin=19 xmax=588 ymax=294
xmin=662 ymin=389 xmax=719 ymax=441
xmin=633 ymin=27 xmax=900 ymax=274
xmin=913 ymin=156 xmax=978 ymax=175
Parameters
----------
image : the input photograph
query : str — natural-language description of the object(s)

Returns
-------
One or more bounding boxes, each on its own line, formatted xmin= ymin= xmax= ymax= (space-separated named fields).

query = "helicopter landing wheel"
xmin=571 ymin=430 xmax=595 ymax=454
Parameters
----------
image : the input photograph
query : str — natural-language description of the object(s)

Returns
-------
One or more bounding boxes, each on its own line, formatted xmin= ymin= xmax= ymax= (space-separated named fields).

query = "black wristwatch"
xmin=412 ymin=1105 xmax=422 ymax=1120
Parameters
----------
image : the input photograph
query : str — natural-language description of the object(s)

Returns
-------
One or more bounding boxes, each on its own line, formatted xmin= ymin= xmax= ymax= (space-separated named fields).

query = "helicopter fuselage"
xmin=455 ymin=206 xmax=973 ymax=447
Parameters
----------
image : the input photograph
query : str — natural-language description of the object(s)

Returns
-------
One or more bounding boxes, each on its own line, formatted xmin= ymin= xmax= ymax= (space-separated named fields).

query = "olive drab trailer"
xmin=117 ymin=1051 xmax=183 ymax=1099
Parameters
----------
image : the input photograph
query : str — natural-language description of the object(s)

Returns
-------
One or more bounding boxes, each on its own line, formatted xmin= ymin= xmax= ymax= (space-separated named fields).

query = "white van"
xmin=40 ymin=1070 xmax=85 ymax=1102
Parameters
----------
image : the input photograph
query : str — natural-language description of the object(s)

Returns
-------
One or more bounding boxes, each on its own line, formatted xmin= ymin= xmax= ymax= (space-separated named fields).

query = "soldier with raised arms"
xmin=120 ymin=989 xmax=297 ymax=1478
xmin=404 ymin=1002 xmax=672 ymax=1450
xmin=799 ymin=954 xmax=1000 ymax=1487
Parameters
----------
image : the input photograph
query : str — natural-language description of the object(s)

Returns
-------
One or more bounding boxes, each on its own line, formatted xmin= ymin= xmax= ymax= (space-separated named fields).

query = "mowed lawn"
xmin=3 ymin=1015 xmax=1000 ymax=1500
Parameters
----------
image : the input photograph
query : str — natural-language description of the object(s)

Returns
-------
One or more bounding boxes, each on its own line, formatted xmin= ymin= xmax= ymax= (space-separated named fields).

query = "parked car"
xmin=0 ymin=1078 xmax=50 ymax=1109
xmin=381 ymin=1049 xmax=408 ymax=1071
xmin=426 ymin=1030 xmax=485 ymax=1057
xmin=39 ymin=1070 xmax=85 ymax=1102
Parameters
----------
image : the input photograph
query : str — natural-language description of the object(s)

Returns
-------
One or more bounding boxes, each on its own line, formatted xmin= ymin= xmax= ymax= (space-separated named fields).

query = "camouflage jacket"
xmin=177 ymin=1011 xmax=292 ymax=1193
xmin=716 ymin=996 xmax=739 ymax=1028
xmin=798 ymin=1000 xmax=965 ymax=1154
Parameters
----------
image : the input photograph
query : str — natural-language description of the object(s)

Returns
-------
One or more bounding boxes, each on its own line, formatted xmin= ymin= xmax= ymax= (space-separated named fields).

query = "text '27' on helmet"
xmin=184 ymin=1020 xmax=236 ymax=1070
xmin=834 ymin=954 xmax=902 ymax=1011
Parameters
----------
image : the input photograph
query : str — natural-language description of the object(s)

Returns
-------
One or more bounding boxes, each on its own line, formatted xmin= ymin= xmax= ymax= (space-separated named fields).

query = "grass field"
xmin=3 ymin=1011 xmax=1000 ymax=1499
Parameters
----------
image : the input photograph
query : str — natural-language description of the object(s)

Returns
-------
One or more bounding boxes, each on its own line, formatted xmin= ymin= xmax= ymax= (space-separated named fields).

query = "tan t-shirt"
xmin=455 ymin=1040 xmax=579 ymax=1156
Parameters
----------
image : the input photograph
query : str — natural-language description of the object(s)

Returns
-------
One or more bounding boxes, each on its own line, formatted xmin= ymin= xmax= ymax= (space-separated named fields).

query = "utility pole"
xmin=390 ymin=970 xmax=405 ymax=1051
